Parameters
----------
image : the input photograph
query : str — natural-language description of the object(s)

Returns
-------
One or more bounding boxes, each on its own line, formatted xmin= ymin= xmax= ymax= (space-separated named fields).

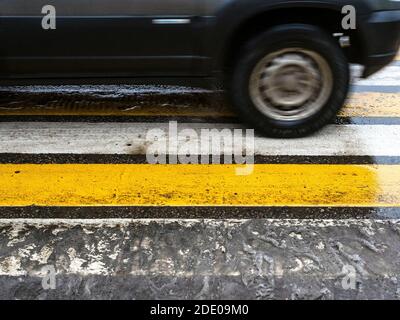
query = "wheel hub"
xmin=249 ymin=49 xmax=333 ymax=121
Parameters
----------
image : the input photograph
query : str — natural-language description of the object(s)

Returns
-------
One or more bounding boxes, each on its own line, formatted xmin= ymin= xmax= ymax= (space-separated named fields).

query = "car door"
xmin=0 ymin=0 xmax=201 ymax=78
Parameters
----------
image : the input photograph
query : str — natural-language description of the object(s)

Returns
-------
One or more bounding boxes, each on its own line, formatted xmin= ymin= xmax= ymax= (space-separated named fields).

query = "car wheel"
xmin=228 ymin=24 xmax=350 ymax=138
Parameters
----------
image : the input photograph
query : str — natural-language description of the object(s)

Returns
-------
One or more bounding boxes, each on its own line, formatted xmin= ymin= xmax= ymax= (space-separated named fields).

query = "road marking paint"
xmin=354 ymin=66 xmax=400 ymax=86
xmin=0 ymin=164 xmax=399 ymax=207
xmin=342 ymin=93 xmax=400 ymax=117
xmin=0 ymin=92 xmax=399 ymax=118
xmin=352 ymin=85 xmax=400 ymax=93
xmin=1 ymin=122 xmax=400 ymax=156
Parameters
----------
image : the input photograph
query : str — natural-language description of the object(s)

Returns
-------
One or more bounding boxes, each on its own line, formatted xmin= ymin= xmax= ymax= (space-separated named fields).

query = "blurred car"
xmin=0 ymin=0 xmax=400 ymax=137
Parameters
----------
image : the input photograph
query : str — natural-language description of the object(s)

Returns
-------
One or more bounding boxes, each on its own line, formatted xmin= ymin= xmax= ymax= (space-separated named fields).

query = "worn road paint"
xmin=0 ymin=164 xmax=399 ymax=207
xmin=1 ymin=92 xmax=399 ymax=118
xmin=342 ymin=93 xmax=400 ymax=117
xmin=1 ymin=122 xmax=400 ymax=156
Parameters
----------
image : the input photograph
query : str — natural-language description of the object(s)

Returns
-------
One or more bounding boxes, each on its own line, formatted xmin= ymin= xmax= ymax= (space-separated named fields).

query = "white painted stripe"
xmin=1 ymin=122 xmax=400 ymax=156
xmin=353 ymin=66 xmax=400 ymax=86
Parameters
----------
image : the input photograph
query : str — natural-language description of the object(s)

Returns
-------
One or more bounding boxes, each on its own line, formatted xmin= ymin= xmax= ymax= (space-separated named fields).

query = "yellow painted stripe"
xmin=1 ymin=164 xmax=399 ymax=207
xmin=0 ymin=92 xmax=399 ymax=118
xmin=341 ymin=92 xmax=400 ymax=117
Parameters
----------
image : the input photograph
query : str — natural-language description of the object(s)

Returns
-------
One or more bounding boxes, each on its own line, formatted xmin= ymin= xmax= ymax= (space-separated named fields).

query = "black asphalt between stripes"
xmin=1 ymin=206 xmax=400 ymax=219
xmin=1 ymin=154 xmax=400 ymax=164
xmin=334 ymin=117 xmax=400 ymax=125
xmin=0 ymin=115 xmax=238 ymax=123
xmin=2 ymin=115 xmax=400 ymax=125
xmin=0 ymin=90 xmax=226 ymax=109
xmin=351 ymin=85 xmax=400 ymax=93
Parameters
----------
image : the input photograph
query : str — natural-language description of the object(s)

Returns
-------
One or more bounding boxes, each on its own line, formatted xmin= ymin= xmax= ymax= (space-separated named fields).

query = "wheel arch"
xmin=212 ymin=4 xmax=367 ymax=73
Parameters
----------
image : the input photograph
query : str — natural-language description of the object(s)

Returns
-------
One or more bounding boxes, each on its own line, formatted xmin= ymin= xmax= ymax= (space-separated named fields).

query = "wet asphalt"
xmin=0 ymin=61 xmax=400 ymax=299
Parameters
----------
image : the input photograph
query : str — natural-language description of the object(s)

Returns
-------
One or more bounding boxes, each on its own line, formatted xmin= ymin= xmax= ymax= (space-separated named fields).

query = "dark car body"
xmin=0 ymin=0 xmax=399 ymax=87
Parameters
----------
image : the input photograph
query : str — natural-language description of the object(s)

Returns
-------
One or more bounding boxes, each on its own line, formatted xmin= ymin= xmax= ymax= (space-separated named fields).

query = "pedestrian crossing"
xmin=0 ymin=59 xmax=399 ymax=299
xmin=0 ymin=62 xmax=399 ymax=209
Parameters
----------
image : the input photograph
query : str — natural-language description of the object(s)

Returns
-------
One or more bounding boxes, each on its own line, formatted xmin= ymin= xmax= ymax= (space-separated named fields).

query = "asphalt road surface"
xmin=0 ymin=56 xmax=400 ymax=299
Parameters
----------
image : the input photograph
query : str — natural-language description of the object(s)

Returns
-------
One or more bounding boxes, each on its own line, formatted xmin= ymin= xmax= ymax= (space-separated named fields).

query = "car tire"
xmin=228 ymin=24 xmax=350 ymax=138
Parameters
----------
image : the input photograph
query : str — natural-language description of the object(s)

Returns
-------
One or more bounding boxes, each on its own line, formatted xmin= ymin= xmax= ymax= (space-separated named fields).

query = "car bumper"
xmin=361 ymin=10 xmax=400 ymax=77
